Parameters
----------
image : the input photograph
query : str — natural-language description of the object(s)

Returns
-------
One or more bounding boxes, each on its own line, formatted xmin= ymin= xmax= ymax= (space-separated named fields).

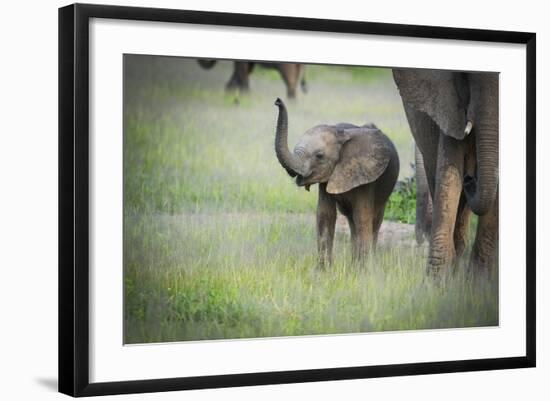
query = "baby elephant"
xmin=273 ymin=98 xmax=399 ymax=267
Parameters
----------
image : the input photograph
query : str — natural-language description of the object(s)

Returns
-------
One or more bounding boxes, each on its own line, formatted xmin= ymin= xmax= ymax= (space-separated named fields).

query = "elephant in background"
xmin=393 ymin=69 xmax=499 ymax=275
xmin=273 ymin=98 xmax=399 ymax=267
xmin=198 ymin=59 xmax=307 ymax=98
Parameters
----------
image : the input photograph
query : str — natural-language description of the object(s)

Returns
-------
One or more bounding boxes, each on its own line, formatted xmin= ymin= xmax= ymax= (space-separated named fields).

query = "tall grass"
xmin=123 ymin=55 xmax=498 ymax=343
xmin=124 ymin=213 xmax=497 ymax=343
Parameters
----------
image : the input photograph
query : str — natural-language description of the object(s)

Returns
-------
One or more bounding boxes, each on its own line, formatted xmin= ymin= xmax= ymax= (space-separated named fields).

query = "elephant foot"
xmin=466 ymin=259 xmax=493 ymax=284
xmin=426 ymin=251 xmax=455 ymax=277
xmin=426 ymin=262 xmax=443 ymax=277
xmin=469 ymin=251 xmax=497 ymax=275
xmin=351 ymin=242 xmax=374 ymax=266
xmin=317 ymin=254 xmax=332 ymax=270
xmin=225 ymin=82 xmax=249 ymax=93
xmin=454 ymin=235 xmax=467 ymax=258
xmin=415 ymin=226 xmax=431 ymax=246
xmin=470 ymin=201 xmax=498 ymax=276
xmin=351 ymin=256 xmax=369 ymax=271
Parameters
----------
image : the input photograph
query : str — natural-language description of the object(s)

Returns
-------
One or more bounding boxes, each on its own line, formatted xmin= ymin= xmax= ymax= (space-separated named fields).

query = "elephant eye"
xmin=315 ymin=153 xmax=324 ymax=160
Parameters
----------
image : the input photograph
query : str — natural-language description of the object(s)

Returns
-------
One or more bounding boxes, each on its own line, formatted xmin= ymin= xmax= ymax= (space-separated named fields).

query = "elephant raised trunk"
xmin=274 ymin=98 xmax=306 ymax=177
xmin=463 ymin=74 xmax=499 ymax=216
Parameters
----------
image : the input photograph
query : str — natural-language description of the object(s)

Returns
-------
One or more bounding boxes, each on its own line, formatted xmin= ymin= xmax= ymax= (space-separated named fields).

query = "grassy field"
xmin=123 ymin=55 xmax=498 ymax=344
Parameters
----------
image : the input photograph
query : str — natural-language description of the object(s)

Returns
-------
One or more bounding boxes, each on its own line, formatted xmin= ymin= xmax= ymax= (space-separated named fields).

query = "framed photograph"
xmin=59 ymin=3 xmax=536 ymax=397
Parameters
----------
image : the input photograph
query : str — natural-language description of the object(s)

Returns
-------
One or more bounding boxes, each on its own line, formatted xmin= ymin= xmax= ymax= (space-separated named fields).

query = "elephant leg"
xmin=453 ymin=194 xmax=471 ymax=258
xmin=225 ymin=69 xmax=239 ymax=91
xmin=226 ymin=62 xmax=250 ymax=92
xmin=317 ymin=183 xmax=337 ymax=269
xmin=351 ymin=186 xmax=375 ymax=261
xmin=346 ymin=215 xmax=357 ymax=253
xmin=471 ymin=189 xmax=499 ymax=272
xmin=454 ymin=138 xmax=475 ymax=257
xmin=428 ymin=134 xmax=465 ymax=275
xmin=415 ymin=145 xmax=432 ymax=245
xmin=372 ymin=207 xmax=385 ymax=248
xmin=403 ymin=104 xmax=439 ymax=198
xmin=279 ymin=64 xmax=298 ymax=99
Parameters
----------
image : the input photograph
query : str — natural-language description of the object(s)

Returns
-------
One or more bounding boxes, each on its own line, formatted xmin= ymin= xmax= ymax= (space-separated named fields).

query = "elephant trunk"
xmin=463 ymin=74 xmax=499 ymax=216
xmin=274 ymin=98 xmax=305 ymax=177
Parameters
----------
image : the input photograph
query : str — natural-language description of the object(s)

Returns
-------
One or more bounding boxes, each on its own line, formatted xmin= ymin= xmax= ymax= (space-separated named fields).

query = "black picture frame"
xmin=59 ymin=3 xmax=536 ymax=397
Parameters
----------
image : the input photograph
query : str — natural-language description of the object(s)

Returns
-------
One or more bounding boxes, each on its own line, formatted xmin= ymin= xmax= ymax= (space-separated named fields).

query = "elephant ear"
xmin=393 ymin=69 xmax=468 ymax=140
xmin=326 ymin=128 xmax=392 ymax=194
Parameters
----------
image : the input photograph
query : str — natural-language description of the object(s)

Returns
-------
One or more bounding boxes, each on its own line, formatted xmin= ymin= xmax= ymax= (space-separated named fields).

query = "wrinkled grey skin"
xmin=274 ymin=98 xmax=399 ymax=268
xmin=198 ymin=60 xmax=307 ymax=98
xmin=415 ymin=145 xmax=432 ymax=245
xmin=393 ymin=69 xmax=499 ymax=275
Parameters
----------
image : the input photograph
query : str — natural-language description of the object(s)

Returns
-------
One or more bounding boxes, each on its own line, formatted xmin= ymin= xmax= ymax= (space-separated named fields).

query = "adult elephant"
xmin=197 ymin=59 xmax=307 ymax=98
xmin=393 ymin=69 xmax=499 ymax=274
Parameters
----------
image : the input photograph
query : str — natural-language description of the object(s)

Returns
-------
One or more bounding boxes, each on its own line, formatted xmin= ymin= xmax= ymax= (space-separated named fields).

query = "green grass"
xmin=124 ymin=213 xmax=497 ymax=343
xmin=123 ymin=55 xmax=497 ymax=343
